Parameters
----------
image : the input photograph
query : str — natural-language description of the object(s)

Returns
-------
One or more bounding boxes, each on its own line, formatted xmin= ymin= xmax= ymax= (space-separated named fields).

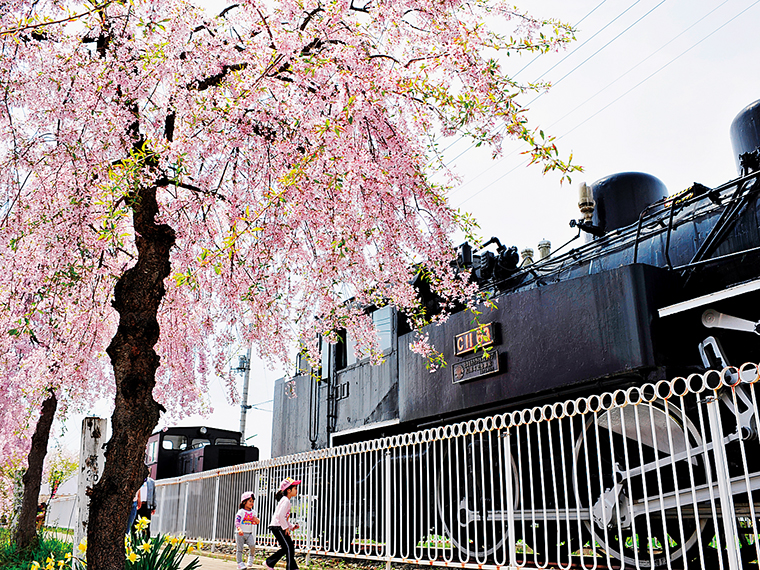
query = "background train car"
xmin=146 ymin=426 xmax=259 ymax=480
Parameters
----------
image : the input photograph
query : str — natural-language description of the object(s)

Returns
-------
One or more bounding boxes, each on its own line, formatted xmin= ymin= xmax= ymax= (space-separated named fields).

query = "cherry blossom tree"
xmin=0 ymin=0 xmax=577 ymax=566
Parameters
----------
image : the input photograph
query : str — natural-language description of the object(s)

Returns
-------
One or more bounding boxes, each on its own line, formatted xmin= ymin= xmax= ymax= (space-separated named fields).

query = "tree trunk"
xmin=14 ymin=390 xmax=58 ymax=551
xmin=87 ymin=181 xmax=175 ymax=569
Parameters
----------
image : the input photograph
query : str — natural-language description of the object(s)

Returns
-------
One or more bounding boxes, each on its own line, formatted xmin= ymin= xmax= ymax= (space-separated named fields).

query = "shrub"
xmin=0 ymin=527 xmax=72 ymax=570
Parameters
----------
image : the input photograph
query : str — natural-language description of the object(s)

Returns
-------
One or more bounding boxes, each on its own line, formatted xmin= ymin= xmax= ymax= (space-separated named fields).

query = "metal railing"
xmin=150 ymin=363 xmax=760 ymax=569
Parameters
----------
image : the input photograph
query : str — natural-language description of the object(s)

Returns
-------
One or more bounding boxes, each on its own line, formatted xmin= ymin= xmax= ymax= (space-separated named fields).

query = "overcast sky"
xmin=57 ymin=0 xmax=760 ymax=461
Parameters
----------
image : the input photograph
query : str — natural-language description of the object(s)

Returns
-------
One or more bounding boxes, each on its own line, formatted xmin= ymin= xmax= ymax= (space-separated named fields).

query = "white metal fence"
xmin=45 ymin=494 xmax=77 ymax=530
xmin=153 ymin=364 xmax=760 ymax=568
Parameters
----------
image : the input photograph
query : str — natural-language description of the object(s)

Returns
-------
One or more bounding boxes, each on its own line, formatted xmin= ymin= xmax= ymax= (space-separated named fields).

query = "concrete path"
xmin=194 ymin=553 xmax=242 ymax=570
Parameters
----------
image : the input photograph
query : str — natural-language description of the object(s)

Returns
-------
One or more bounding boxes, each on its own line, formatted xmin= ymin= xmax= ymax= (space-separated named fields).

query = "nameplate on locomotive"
xmin=454 ymin=322 xmax=496 ymax=356
xmin=452 ymin=350 xmax=500 ymax=384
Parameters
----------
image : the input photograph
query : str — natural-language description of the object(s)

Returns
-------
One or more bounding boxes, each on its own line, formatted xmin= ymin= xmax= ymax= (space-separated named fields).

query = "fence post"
xmin=211 ymin=475 xmax=220 ymax=553
xmin=182 ymin=482 xmax=190 ymax=538
xmin=503 ymin=431 xmax=516 ymax=567
xmin=385 ymin=449 xmax=392 ymax=570
xmin=306 ymin=463 xmax=314 ymax=567
xmin=254 ymin=471 xmax=261 ymax=550
xmin=705 ymin=394 xmax=741 ymax=570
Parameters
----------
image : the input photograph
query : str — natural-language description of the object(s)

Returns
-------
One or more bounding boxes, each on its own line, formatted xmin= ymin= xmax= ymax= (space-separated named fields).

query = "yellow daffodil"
xmin=127 ymin=551 xmax=138 ymax=563
xmin=77 ymin=539 xmax=87 ymax=553
xmin=57 ymin=560 xmax=65 ymax=568
xmin=31 ymin=562 xmax=40 ymax=570
xmin=188 ymin=545 xmax=196 ymax=553
xmin=137 ymin=541 xmax=153 ymax=553
xmin=65 ymin=553 xmax=72 ymax=560
xmin=169 ymin=536 xmax=180 ymax=546
xmin=135 ymin=516 xmax=150 ymax=531
xmin=197 ymin=540 xmax=204 ymax=550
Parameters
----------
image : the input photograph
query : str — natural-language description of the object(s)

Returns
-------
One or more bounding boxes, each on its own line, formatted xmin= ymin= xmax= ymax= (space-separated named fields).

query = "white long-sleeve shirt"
xmin=235 ymin=508 xmax=258 ymax=534
xmin=269 ymin=496 xmax=294 ymax=530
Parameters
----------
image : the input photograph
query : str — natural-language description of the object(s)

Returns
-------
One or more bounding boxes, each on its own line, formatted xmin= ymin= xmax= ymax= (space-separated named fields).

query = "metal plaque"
xmin=454 ymin=322 xmax=496 ymax=356
xmin=452 ymin=350 xmax=501 ymax=384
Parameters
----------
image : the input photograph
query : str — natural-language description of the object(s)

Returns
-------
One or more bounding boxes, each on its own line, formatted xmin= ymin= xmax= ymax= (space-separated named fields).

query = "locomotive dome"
xmin=730 ymin=97 xmax=760 ymax=174
xmin=589 ymin=171 xmax=668 ymax=234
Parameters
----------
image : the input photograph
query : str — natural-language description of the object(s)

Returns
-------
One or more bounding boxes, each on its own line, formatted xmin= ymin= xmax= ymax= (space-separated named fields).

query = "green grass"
xmin=0 ymin=527 xmax=73 ymax=570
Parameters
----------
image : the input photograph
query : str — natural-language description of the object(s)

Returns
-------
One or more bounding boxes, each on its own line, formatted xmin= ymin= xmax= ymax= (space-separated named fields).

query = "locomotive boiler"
xmin=273 ymin=99 xmax=760 ymax=457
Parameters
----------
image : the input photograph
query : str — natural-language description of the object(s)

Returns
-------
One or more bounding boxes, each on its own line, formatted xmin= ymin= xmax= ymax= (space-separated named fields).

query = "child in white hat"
xmin=235 ymin=491 xmax=260 ymax=569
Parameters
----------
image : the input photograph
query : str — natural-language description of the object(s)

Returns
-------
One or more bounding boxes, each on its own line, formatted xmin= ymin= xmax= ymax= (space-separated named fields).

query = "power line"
xmin=560 ymin=0 xmax=760 ymax=138
xmin=540 ymin=0 xmax=670 ymax=90
xmin=446 ymin=0 xmax=667 ymax=174
xmin=512 ymin=0 xmax=612 ymax=79
xmin=532 ymin=0 xmax=645 ymax=84
xmin=454 ymin=157 xmax=531 ymax=207
xmin=453 ymin=0 xmax=757 ymax=208
xmin=545 ymin=0 xmax=732 ymax=132
xmin=442 ymin=0 xmax=619 ymax=157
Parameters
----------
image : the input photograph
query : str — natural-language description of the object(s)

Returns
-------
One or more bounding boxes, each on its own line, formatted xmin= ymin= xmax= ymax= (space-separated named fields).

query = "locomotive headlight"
xmin=200 ymin=427 xmax=208 ymax=435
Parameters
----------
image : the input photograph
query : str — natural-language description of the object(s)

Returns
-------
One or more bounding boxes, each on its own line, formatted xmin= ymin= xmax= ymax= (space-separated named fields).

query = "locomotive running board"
xmin=658 ymin=277 xmax=760 ymax=318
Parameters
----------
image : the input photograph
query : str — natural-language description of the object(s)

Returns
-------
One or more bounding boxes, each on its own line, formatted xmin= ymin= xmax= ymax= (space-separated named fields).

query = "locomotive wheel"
xmin=434 ymin=430 xmax=518 ymax=562
xmin=572 ymin=402 xmax=707 ymax=568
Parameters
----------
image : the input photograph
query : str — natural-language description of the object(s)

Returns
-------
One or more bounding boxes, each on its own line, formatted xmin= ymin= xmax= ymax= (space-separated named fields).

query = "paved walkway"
xmin=194 ymin=553 xmax=242 ymax=570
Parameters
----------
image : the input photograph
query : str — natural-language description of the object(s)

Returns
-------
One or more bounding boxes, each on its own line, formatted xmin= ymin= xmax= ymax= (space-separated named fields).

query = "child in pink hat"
xmin=265 ymin=477 xmax=301 ymax=570
xmin=235 ymin=491 xmax=260 ymax=569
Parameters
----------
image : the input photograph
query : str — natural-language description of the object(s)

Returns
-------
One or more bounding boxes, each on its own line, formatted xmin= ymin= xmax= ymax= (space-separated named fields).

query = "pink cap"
xmin=279 ymin=477 xmax=302 ymax=492
xmin=241 ymin=492 xmax=253 ymax=503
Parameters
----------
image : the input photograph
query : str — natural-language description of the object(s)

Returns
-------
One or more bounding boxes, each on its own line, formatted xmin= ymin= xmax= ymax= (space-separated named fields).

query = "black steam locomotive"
xmin=272 ymin=98 xmax=760 ymax=459
xmin=270 ymin=100 xmax=760 ymax=568
xmin=146 ymin=426 xmax=259 ymax=480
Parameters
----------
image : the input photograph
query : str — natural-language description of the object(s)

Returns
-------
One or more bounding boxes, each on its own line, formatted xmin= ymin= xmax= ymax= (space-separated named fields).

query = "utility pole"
xmin=235 ymin=347 xmax=253 ymax=442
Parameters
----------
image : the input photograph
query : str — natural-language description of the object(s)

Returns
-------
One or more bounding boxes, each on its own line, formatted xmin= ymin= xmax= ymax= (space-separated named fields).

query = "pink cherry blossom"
xmin=0 ymin=0 xmax=577 ymax=543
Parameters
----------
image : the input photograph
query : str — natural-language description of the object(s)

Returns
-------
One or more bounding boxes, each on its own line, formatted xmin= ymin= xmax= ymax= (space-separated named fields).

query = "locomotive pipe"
xmin=673 ymin=244 xmax=760 ymax=271
xmin=538 ymin=239 xmax=551 ymax=259
xmin=479 ymin=236 xmax=505 ymax=253
xmin=578 ymin=182 xmax=595 ymax=222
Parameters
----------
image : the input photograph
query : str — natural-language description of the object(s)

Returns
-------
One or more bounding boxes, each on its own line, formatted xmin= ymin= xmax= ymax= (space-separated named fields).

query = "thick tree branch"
xmin=300 ymin=7 xmax=324 ymax=31
xmin=189 ymin=63 xmax=248 ymax=91
xmin=219 ymin=4 xmax=241 ymax=19
xmin=157 ymin=176 xmax=228 ymax=201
